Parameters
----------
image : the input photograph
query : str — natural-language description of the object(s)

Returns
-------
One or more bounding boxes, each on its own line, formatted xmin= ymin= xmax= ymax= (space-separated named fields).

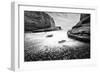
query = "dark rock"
xmin=58 ymin=40 xmax=66 ymax=43
xmin=24 ymin=11 xmax=55 ymax=32
xmin=46 ymin=34 xmax=53 ymax=38
xmin=31 ymin=26 xmax=62 ymax=33
xmin=67 ymin=14 xmax=90 ymax=43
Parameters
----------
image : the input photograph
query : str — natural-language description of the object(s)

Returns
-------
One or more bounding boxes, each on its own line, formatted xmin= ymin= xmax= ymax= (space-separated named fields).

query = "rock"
xmin=24 ymin=11 xmax=55 ymax=32
xmin=58 ymin=40 xmax=66 ymax=43
xmin=31 ymin=26 xmax=62 ymax=32
xmin=46 ymin=34 xmax=53 ymax=38
xmin=67 ymin=14 xmax=90 ymax=42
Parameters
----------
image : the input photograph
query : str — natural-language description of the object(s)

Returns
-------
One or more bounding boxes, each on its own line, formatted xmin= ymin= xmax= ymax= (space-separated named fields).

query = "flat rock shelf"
xmin=24 ymin=30 xmax=90 ymax=61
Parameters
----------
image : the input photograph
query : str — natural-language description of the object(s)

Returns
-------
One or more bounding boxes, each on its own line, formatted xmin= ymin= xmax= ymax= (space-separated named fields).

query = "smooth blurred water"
xmin=25 ymin=30 xmax=89 ymax=52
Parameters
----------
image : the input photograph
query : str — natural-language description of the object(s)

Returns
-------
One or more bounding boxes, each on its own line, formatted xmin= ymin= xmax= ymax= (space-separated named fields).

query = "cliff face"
xmin=24 ymin=11 xmax=55 ymax=32
xmin=67 ymin=14 xmax=90 ymax=43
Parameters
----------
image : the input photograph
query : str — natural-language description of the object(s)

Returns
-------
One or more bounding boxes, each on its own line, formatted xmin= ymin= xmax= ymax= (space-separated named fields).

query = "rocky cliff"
xmin=24 ymin=11 xmax=56 ymax=32
xmin=67 ymin=14 xmax=90 ymax=43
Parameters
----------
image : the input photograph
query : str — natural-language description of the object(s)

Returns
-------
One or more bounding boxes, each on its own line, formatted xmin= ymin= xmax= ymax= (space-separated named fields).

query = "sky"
xmin=47 ymin=12 xmax=80 ymax=31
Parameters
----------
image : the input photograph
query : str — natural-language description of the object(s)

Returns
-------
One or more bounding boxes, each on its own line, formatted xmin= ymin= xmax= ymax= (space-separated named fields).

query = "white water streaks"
xmin=24 ymin=30 xmax=85 ymax=52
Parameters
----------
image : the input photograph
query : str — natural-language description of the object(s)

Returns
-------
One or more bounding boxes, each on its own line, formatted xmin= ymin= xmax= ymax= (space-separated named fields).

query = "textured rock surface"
xmin=67 ymin=14 xmax=90 ymax=42
xmin=24 ymin=11 xmax=55 ymax=32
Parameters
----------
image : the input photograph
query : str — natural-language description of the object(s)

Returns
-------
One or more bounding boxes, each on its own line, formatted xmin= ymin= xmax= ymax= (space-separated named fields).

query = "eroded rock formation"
xmin=24 ymin=11 xmax=61 ymax=32
xmin=67 ymin=14 xmax=90 ymax=43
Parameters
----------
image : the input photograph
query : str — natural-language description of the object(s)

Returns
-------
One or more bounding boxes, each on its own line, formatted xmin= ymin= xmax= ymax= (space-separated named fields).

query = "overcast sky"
xmin=47 ymin=12 xmax=80 ymax=31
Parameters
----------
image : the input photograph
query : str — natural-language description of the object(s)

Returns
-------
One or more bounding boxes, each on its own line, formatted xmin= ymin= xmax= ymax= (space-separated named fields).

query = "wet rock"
xmin=32 ymin=26 xmax=62 ymax=32
xmin=58 ymin=40 xmax=66 ymax=43
xmin=67 ymin=14 xmax=90 ymax=42
xmin=46 ymin=34 xmax=53 ymax=38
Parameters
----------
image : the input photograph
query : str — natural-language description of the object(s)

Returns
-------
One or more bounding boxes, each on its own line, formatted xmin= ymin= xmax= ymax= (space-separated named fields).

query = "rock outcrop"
xmin=24 ymin=11 xmax=61 ymax=32
xmin=67 ymin=14 xmax=90 ymax=43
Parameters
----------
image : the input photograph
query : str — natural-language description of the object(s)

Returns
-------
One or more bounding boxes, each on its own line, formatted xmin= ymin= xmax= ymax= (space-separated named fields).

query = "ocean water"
xmin=24 ymin=30 xmax=90 ymax=61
